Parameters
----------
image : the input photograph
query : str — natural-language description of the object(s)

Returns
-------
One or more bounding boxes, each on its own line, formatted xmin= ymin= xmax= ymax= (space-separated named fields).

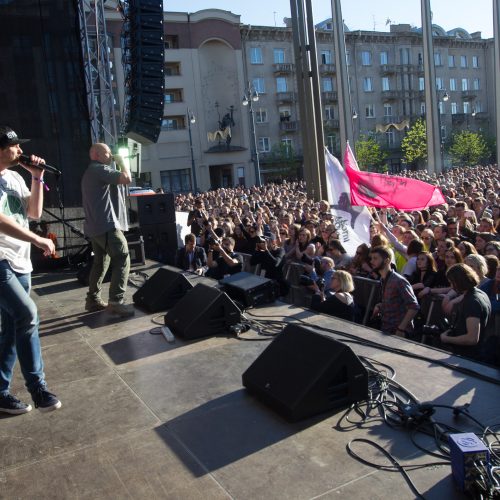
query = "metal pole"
xmin=305 ymin=0 xmax=328 ymax=200
xmin=187 ymin=110 xmax=198 ymax=193
xmin=494 ymin=0 xmax=500 ymax=166
xmin=421 ymin=0 xmax=442 ymax=174
xmin=330 ymin=0 xmax=355 ymax=160
xmin=249 ymin=96 xmax=262 ymax=186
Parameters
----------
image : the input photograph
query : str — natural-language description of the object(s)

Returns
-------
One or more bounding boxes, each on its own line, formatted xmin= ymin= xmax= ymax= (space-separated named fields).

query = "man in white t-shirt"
xmin=0 ymin=126 xmax=61 ymax=414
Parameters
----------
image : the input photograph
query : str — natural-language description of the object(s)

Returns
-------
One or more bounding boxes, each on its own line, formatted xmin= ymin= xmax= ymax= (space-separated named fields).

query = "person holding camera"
xmin=440 ymin=263 xmax=491 ymax=361
xmin=206 ymin=236 xmax=242 ymax=280
xmin=310 ymin=270 xmax=355 ymax=321
xmin=187 ymin=198 xmax=206 ymax=237
xmin=250 ymin=235 xmax=287 ymax=296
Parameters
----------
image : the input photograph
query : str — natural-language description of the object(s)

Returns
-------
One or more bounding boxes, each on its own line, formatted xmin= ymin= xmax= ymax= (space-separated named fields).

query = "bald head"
xmin=90 ymin=143 xmax=112 ymax=164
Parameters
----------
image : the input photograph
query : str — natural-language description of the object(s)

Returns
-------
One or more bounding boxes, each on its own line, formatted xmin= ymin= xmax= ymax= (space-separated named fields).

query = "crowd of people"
xmin=174 ymin=164 xmax=500 ymax=364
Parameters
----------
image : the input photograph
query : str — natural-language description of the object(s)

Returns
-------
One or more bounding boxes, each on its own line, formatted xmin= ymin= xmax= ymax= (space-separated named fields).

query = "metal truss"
xmin=77 ymin=0 xmax=118 ymax=146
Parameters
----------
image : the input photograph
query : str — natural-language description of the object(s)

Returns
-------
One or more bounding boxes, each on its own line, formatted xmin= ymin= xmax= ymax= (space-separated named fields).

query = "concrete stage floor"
xmin=1 ymin=262 xmax=499 ymax=499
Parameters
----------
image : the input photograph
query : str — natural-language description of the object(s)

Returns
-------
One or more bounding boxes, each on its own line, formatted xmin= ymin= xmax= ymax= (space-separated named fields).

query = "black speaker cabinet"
xmin=140 ymin=223 xmax=178 ymax=265
xmin=242 ymin=324 xmax=368 ymax=421
xmin=219 ymin=272 xmax=275 ymax=308
xmin=164 ymin=284 xmax=241 ymax=340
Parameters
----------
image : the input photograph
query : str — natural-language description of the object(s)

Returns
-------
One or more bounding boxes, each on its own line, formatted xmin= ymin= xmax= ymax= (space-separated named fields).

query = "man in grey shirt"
xmin=81 ymin=143 xmax=134 ymax=317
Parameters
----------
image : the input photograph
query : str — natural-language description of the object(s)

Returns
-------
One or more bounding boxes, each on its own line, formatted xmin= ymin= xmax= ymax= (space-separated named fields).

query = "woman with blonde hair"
xmin=310 ymin=270 xmax=355 ymax=321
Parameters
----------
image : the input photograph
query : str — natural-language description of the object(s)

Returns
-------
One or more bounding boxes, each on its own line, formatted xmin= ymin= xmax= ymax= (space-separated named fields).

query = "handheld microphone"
xmin=18 ymin=155 xmax=62 ymax=176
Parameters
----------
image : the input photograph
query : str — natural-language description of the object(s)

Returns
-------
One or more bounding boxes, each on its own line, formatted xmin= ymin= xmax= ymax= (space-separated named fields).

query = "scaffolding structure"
xmin=77 ymin=0 xmax=118 ymax=146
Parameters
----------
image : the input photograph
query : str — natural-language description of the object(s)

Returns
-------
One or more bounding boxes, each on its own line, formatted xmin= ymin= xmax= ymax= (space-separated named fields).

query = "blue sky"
xmin=164 ymin=0 xmax=494 ymax=38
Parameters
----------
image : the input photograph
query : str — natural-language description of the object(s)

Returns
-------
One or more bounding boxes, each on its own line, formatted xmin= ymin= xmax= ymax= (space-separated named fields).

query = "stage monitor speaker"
xmin=140 ymin=222 xmax=178 ymax=265
xmin=164 ymin=284 xmax=241 ymax=340
xmin=132 ymin=266 xmax=192 ymax=312
xmin=137 ymin=193 xmax=175 ymax=225
xmin=242 ymin=324 xmax=368 ymax=421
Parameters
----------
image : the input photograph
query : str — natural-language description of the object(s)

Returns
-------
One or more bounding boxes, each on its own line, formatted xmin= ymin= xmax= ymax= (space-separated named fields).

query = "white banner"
xmin=324 ymin=149 xmax=371 ymax=255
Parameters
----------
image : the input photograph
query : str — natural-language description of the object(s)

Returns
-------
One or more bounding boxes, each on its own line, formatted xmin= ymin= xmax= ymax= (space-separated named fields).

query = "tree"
xmin=401 ymin=118 xmax=427 ymax=168
xmin=354 ymin=134 xmax=387 ymax=172
xmin=448 ymin=130 xmax=488 ymax=166
xmin=267 ymin=142 xmax=299 ymax=180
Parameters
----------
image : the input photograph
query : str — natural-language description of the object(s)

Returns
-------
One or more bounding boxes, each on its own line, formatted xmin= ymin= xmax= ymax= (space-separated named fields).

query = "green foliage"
xmin=448 ymin=130 xmax=488 ymax=166
xmin=401 ymin=118 xmax=427 ymax=167
xmin=268 ymin=142 xmax=298 ymax=179
xmin=354 ymin=134 xmax=387 ymax=172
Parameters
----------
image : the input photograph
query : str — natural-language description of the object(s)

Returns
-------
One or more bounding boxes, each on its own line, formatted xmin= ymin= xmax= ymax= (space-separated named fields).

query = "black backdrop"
xmin=0 ymin=0 xmax=92 ymax=207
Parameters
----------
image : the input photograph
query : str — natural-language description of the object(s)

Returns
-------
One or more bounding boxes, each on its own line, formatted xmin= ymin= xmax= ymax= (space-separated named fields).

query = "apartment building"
xmin=107 ymin=9 xmax=495 ymax=191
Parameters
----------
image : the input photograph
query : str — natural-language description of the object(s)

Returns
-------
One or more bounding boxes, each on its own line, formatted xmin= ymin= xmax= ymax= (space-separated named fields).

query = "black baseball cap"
xmin=0 ymin=126 xmax=30 ymax=148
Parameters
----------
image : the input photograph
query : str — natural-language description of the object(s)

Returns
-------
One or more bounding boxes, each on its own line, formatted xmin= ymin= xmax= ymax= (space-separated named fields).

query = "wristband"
xmin=33 ymin=177 xmax=49 ymax=191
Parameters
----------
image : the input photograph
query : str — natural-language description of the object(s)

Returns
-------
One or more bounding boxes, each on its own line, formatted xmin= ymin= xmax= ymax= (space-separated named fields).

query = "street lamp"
xmin=242 ymin=82 xmax=261 ymax=186
xmin=187 ymin=108 xmax=198 ymax=193
xmin=437 ymin=90 xmax=449 ymax=168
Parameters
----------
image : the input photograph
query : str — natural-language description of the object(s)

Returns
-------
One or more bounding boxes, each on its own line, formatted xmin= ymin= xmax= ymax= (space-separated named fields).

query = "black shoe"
xmin=31 ymin=387 xmax=62 ymax=413
xmin=0 ymin=393 xmax=33 ymax=415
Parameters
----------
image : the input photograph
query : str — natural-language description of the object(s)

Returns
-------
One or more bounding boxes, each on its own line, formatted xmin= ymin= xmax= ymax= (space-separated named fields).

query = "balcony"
xmin=452 ymin=113 xmax=466 ymax=124
xmin=381 ymin=90 xmax=400 ymax=100
xmin=324 ymin=119 xmax=339 ymax=129
xmin=322 ymin=91 xmax=338 ymax=102
xmin=279 ymin=120 xmax=299 ymax=132
xmin=276 ymin=91 xmax=296 ymax=103
xmin=273 ymin=63 xmax=294 ymax=75
xmin=319 ymin=63 xmax=336 ymax=74
xmin=379 ymin=64 xmax=397 ymax=75
xmin=473 ymin=111 xmax=488 ymax=121
xmin=461 ymin=90 xmax=477 ymax=100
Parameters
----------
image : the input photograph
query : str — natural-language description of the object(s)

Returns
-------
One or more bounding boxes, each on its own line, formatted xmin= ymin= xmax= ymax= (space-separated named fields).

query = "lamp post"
xmin=187 ymin=108 xmax=198 ymax=193
xmin=242 ymin=82 xmax=261 ymax=186
xmin=437 ymin=90 xmax=449 ymax=168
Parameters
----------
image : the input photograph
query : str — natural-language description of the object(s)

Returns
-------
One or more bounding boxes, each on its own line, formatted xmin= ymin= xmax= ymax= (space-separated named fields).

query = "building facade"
xmin=107 ymin=9 xmax=495 ymax=191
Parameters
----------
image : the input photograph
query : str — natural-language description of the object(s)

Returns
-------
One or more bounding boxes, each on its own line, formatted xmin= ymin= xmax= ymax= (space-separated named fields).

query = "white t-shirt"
xmin=0 ymin=169 xmax=32 ymax=273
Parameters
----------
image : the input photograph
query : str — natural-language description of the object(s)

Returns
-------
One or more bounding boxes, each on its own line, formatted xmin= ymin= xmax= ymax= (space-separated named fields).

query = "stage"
xmin=1 ymin=262 xmax=499 ymax=499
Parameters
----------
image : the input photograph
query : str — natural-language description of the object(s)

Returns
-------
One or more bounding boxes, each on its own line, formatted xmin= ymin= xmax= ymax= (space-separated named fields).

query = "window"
xmin=449 ymin=78 xmax=457 ymax=91
xmin=279 ymin=106 xmax=291 ymax=120
xmin=383 ymin=103 xmax=393 ymax=116
xmin=320 ymin=50 xmax=332 ymax=64
xmin=276 ymin=77 xmax=287 ymax=92
xmin=325 ymin=105 xmax=335 ymax=120
xmin=474 ymin=101 xmax=482 ymax=113
xmin=164 ymin=62 xmax=181 ymax=76
xmin=322 ymin=77 xmax=333 ymax=91
xmin=253 ymin=78 xmax=265 ymax=94
xmin=400 ymin=48 xmax=411 ymax=64
xmin=463 ymin=102 xmax=471 ymax=114
xmin=258 ymin=137 xmax=271 ymax=153
xmin=255 ymin=108 xmax=268 ymax=123
xmin=448 ymin=55 xmax=455 ymax=68
xmin=161 ymin=116 xmax=184 ymax=130
xmin=420 ymin=102 xmax=426 ymax=115
xmin=164 ymin=89 xmax=182 ymax=103
xmin=473 ymin=78 xmax=480 ymax=90
xmin=281 ymin=137 xmax=293 ymax=155
xmin=365 ymin=104 xmax=375 ymax=118
xmin=251 ymin=47 xmax=263 ymax=64
xmin=380 ymin=51 xmax=388 ymax=65
xmin=461 ymin=78 xmax=469 ymax=91
xmin=326 ymin=135 xmax=336 ymax=153
xmin=237 ymin=166 xmax=245 ymax=185
xmin=382 ymin=77 xmax=390 ymax=91
xmin=274 ymin=48 xmax=285 ymax=63
xmin=472 ymin=56 xmax=479 ymax=68
xmin=385 ymin=130 xmax=395 ymax=147
xmin=363 ymin=77 xmax=373 ymax=92
xmin=419 ymin=77 xmax=425 ymax=91
xmin=439 ymin=101 xmax=445 ymax=114
xmin=451 ymin=102 xmax=458 ymax=114
xmin=361 ymin=51 xmax=372 ymax=66
xmin=434 ymin=52 xmax=442 ymax=66
xmin=345 ymin=50 xmax=351 ymax=65
xmin=460 ymin=55 xmax=467 ymax=68
xmin=436 ymin=77 xmax=444 ymax=90
xmin=164 ymin=35 xmax=179 ymax=49
xmin=160 ymin=168 xmax=191 ymax=193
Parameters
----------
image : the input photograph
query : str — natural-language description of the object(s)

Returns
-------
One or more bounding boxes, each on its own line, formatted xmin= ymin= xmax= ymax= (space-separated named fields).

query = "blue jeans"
xmin=0 ymin=259 xmax=45 ymax=395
